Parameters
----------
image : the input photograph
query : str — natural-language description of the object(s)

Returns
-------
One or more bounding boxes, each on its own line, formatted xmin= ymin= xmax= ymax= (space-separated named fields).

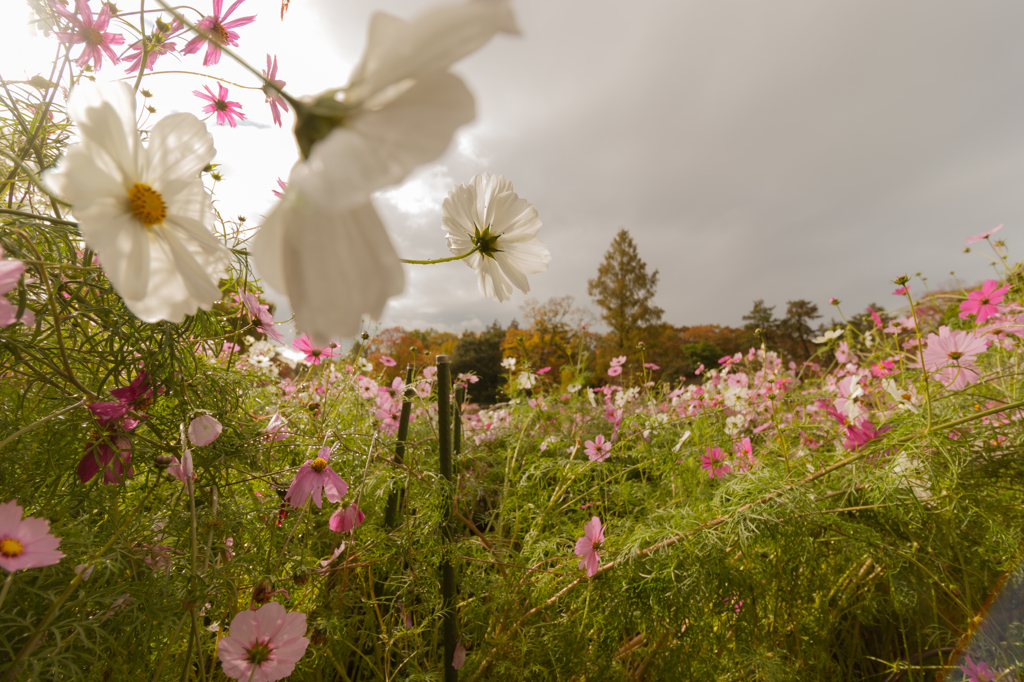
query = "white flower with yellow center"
xmin=442 ymin=173 xmax=550 ymax=302
xmin=254 ymin=0 xmax=518 ymax=345
xmin=45 ymin=81 xmax=231 ymax=323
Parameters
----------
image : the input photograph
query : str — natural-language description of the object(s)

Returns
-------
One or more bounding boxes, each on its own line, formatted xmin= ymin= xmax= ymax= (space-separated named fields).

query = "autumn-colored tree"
xmin=501 ymin=296 xmax=594 ymax=384
xmin=364 ymin=326 xmax=457 ymax=381
xmin=587 ymin=229 xmax=664 ymax=352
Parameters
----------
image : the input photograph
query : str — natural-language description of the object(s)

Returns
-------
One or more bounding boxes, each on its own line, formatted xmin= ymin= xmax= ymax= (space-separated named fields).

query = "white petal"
xmin=280 ymin=198 xmax=405 ymax=345
xmin=477 ymin=256 xmax=513 ymax=302
xmin=346 ymin=0 xmax=518 ymax=104
xmin=43 ymin=145 xmax=125 ymax=207
xmin=72 ymin=95 xmax=138 ymax=184
xmin=144 ymin=113 xmax=215 ymax=197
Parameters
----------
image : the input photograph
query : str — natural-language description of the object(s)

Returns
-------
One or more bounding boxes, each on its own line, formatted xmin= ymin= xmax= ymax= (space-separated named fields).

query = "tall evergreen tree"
xmin=587 ymin=229 xmax=664 ymax=350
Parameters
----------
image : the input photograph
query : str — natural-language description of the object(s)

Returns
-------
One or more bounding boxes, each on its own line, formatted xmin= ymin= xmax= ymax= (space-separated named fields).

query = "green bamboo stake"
xmin=436 ymin=355 xmax=458 ymax=681
xmin=384 ymin=364 xmax=416 ymax=530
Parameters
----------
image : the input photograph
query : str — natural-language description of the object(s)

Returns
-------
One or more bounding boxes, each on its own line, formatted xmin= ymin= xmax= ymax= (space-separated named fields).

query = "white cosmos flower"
xmin=45 ymin=81 xmax=231 ymax=322
xmin=253 ymin=0 xmax=517 ymax=345
xmin=442 ymin=173 xmax=550 ymax=302
xmin=812 ymin=328 xmax=844 ymax=344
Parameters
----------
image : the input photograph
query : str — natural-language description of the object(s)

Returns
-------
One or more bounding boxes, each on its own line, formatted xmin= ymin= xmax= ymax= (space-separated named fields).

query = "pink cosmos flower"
xmin=866 ymin=307 xmax=884 ymax=330
xmin=263 ymin=413 xmax=289 ymax=442
xmin=328 ymin=503 xmax=365 ymax=533
xmin=293 ymin=334 xmax=336 ymax=365
xmin=701 ymin=447 xmax=731 ymax=479
xmin=0 ymin=247 xmax=33 ymax=328
xmin=87 ymin=371 xmax=154 ymax=431
xmin=575 ymin=516 xmax=605 ymax=577
xmin=892 ymin=285 xmax=909 ymax=296
xmin=733 ymin=437 xmax=756 ymax=472
xmin=272 ymin=178 xmax=287 ymax=199
xmin=644 ymin=363 xmax=660 ymax=370
xmin=217 ymin=602 xmax=310 ymax=682
xmin=123 ymin=20 xmax=180 ymax=73
xmin=966 ymin=224 xmax=1003 ymax=246
xmin=189 ymin=415 xmax=223 ymax=446
xmin=0 ymin=500 xmax=64 ymax=572
xmin=610 ymin=356 xmax=627 ymax=367
xmin=457 ymin=372 xmax=479 ymax=385
xmin=453 ymin=639 xmax=466 ymax=670
xmin=843 ymin=419 xmax=891 ymax=452
xmin=607 ymin=366 xmax=622 ymax=377
xmin=959 ymin=279 xmax=1010 ymax=324
xmin=423 ymin=366 xmax=438 ymax=381
xmin=51 ymin=0 xmax=125 ymax=71
xmin=284 ymin=446 xmax=348 ymax=509
xmin=167 ymin=449 xmax=195 ymax=483
xmin=535 ymin=366 xmax=552 ymax=375
xmin=960 ymin=655 xmax=996 ymax=682
xmin=237 ymin=292 xmax=284 ymax=343
xmin=921 ymin=326 xmax=989 ymax=390
xmin=379 ymin=356 xmax=397 ymax=367
xmin=182 ymin=0 xmax=257 ymax=67
xmin=584 ymin=434 xmax=612 ymax=462
xmin=194 ymin=83 xmax=246 ymax=128
xmin=261 ymin=54 xmax=289 ymax=127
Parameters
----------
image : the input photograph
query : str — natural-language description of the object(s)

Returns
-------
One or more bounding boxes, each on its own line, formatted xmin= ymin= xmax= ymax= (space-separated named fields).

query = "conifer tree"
xmin=587 ymin=229 xmax=664 ymax=350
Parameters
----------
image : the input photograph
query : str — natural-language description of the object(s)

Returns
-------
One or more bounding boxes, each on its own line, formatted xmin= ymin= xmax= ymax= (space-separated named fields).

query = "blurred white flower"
xmin=501 ymin=357 xmax=517 ymax=371
xmin=254 ymin=0 xmax=518 ymax=345
xmin=357 ymin=358 xmax=374 ymax=373
xmin=672 ymin=430 xmax=692 ymax=453
xmin=812 ymin=328 xmax=844 ymax=344
xmin=567 ymin=382 xmax=582 ymax=394
xmin=442 ymin=173 xmax=550 ymax=302
xmin=516 ymin=371 xmax=537 ymax=390
xmin=45 ymin=81 xmax=231 ymax=322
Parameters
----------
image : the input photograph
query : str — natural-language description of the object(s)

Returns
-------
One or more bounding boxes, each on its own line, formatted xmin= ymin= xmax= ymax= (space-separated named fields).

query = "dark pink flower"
xmin=892 ymin=285 xmax=909 ymax=296
xmin=584 ymin=434 xmax=611 ymax=462
xmin=607 ymin=366 xmax=622 ymax=377
xmin=966 ymin=224 xmax=1003 ymax=246
xmin=217 ymin=602 xmax=309 ymax=681
xmin=959 ymin=279 xmax=1010 ymax=324
xmin=843 ymin=419 xmax=891 ymax=452
xmin=181 ymin=0 xmax=257 ymax=67
xmin=292 ymin=334 xmax=336 ymax=365
xmin=194 ymin=83 xmax=246 ymax=128
xmin=88 ymin=371 xmax=154 ymax=430
xmin=123 ymin=19 xmax=180 ymax=73
xmin=237 ymin=292 xmax=284 ymax=342
xmin=51 ymin=0 xmax=125 ymax=71
xmin=78 ymin=429 xmax=133 ymax=484
xmin=272 ymin=178 xmax=287 ymax=199
xmin=379 ymin=356 xmax=397 ymax=367
xmin=701 ymin=447 xmax=731 ymax=479
xmin=328 ymin=503 xmax=365 ymax=533
xmin=284 ymin=447 xmax=348 ymax=509
xmin=733 ymin=437 xmax=756 ymax=472
xmin=574 ymin=516 xmax=604 ymax=577
xmin=0 ymin=500 xmax=64 ymax=572
xmin=261 ymin=54 xmax=289 ymax=127
xmin=866 ymin=307 xmax=883 ymax=330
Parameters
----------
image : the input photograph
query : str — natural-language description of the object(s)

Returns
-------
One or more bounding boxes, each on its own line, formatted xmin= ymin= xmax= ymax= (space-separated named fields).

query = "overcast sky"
xmin=3 ymin=0 xmax=1021 ymax=336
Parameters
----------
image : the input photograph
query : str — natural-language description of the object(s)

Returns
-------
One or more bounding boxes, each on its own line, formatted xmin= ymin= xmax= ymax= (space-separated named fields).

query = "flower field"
xmin=1 ymin=0 xmax=1023 ymax=680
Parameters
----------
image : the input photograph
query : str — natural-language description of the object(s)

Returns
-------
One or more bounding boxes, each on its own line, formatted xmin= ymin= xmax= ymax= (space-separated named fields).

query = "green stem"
xmin=401 ymin=247 xmax=478 ymax=266
xmin=0 ymin=148 xmax=70 ymax=206
xmin=0 ymin=572 xmax=15 ymax=612
xmin=436 ymin=355 xmax=458 ymax=682
xmin=0 ymin=207 xmax=78 ymax=226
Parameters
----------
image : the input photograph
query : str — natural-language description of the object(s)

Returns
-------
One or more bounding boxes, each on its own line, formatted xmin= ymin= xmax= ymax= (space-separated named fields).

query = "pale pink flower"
xmin=264 ymin=413 xmax=289 ymax=442
xmin=607 ymin=366 xmax=622 ymax=377
xmin=959 ymin=279 xmax=1010 ymax=324
xmin=966 ymin=224 xmax=1003 ymax=245
xmin=453 ymin=638 xmax=466 ymax=670
xmin=379 ymin=356 xmax=397 ymax=367
xmin=0 ymin=247 xmax=34 ymax=328
xmin=328 ymin=503 xmax=365 ymax=533
xmin=189 ymin=415 xmax=223 ymax=446
xmin=51 ymin=0 xmax=125 ymax=71
xmin=701 ymin=447 xmax=731 ymax=479
xmin=167 ymin=449 xmax=195 ymax=483
xmin=609 ymin=356 xmax=627 ymax=367
xmin=237 ymin=292 xmax=284 ymax=342
xmin=921 ymin=326 xmax=988 ymax=390
xmin=0 ymin=500 xmax=64 ymax=572
xmin=423 ymin=366 xmax=438 ymax=381
xmin=292 ymin=334 xmax=336 ymax=365
xmin=584 ymin=434 xmax=611 ymax=462
xmin=284 ymin=446 xmax=348 ymax=509
xmin=194 ymin=83 xmax=246 ymax=128
xmin=415 ymin=381 xmax=431 ymax=398
xmin=733 ymin=437 xmax=756 ymax=472
xmin=182 ymin=0 xmax=257 ymax=67
xmin=644 ymin=363 xmax=659 ymax=370
xmin=123 ymin=20 xmax=180 ymax=73
xmin=261 ymin=54 xmax=289 ymax=127
xmin=960 ymin=655 xmax=996 ymax=682
xmin=574 ymin=516 xmax=604 ymax=577
xmin=217 ymin=602 xmax=309 ymax=682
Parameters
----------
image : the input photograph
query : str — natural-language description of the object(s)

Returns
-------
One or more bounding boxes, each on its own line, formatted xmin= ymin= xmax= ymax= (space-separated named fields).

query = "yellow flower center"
xmin=1 ymin=538 xmax=24 ymax=558
xmin=311 ymin=458 xmax=327 ymax=473
xmin=128 ymin=183 xmax=166 ymax=227
xmin=212 ymin=21 xmax=230 ymax=45
xmin=84 ymin=27 xmax=104 ymax=46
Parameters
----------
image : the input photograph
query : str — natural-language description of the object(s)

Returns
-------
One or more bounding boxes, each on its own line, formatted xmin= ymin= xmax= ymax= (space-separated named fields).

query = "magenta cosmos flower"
xmin=51 ymin=0 xmax=125 ymax=71
xmin=574 ymin=516 xmax=605 ymax=577
xmin=0 ymin=500 xmax=64 ymax=572
xmin=87 ymin=371 xmax=154 ymax=430
xmin=959 ymin=279 xmax=1010 ymax=324
xmin=194 ymin=83 xmax=246 ymax=128
xmin=920 ymin=326 xmax=989 ymax=390
xmin=960 ymin=656 xmax=996 ymax=682
xmin=284 ymin=446 xmax=348 ymax=509
xmin=123 ymin=19 xmax=180 ymax=73
xmin=701 ymin=447 xmax=731 ymax=479
xmin=217 ymin=602 xmax=310 ymax=682
xmin=584 ymin=434 xmax=612 ymax=462
xmin=182 ymin=0 xmax=257 ymax=67
xmin=78 ymin=429 xmax=133 ymax=484
xmin=261 ymin=54 xmax=289 ymax=127
xmin=329 ymin=503 xmax=365 ymax=533
xmin=292 ymin=333 xmax=336 ymax=365
xmin=237 ymin=292 xmax=284 ymax=342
